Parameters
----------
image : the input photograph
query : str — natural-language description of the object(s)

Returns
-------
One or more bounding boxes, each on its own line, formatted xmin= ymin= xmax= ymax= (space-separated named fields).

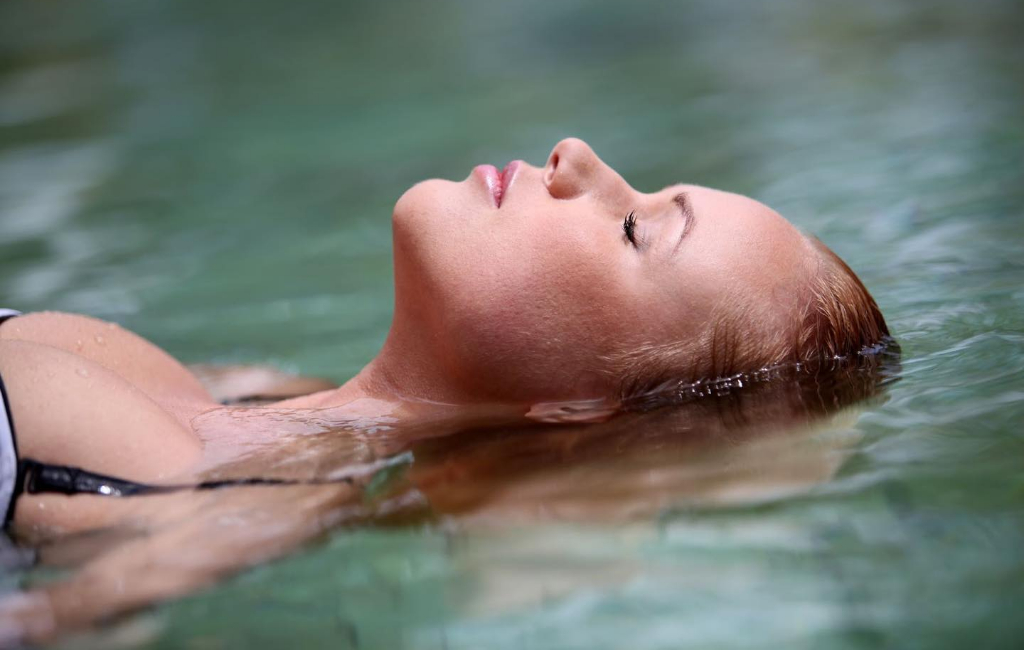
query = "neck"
xmin=272 ymin=350 xmax=527 ymax=436
xmin=361 ymin=333 xmax=479 ymax=404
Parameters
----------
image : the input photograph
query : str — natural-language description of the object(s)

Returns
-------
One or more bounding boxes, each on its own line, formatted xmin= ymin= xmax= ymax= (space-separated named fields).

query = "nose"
xmin=543 ymin=138 xmax=631 ymax=202
xmin=543 ymin=138 xmax=605 ymax=200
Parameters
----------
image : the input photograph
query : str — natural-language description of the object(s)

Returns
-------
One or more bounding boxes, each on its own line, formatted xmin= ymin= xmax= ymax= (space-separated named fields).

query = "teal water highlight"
xmin=1 ymin=0 xmax=1023 ymax=648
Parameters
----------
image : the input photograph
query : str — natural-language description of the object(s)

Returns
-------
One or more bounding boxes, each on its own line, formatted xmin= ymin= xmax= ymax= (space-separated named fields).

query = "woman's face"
xmin=384 ymin=138 xmax=815 ymax=404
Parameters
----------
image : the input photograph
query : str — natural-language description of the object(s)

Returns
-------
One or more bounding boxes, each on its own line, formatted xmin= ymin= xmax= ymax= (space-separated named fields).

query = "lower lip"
xmin=474 ymin=160 xmax=522 ymax=208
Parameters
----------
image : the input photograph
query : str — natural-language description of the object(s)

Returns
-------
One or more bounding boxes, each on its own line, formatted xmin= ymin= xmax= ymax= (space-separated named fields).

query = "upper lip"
xmin=474 ymin=160 xmax=522 ymax=208
xmin=497 ymin=161 xmax=521 ymax=208
xmin=497 ymin=167 xmax=508 ymax=207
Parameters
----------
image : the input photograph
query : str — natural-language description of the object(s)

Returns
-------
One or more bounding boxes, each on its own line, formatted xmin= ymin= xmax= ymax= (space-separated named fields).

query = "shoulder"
xmin=0 ymin=311 xmax=213 ymax=410
xmin=0 ymin=339 xmax=202 ymax=483
xmin=0 ymin=312 xmax=213 ymax=496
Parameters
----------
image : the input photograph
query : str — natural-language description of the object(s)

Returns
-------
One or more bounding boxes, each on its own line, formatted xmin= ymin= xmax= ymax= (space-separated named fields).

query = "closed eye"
xmin=623 ymin=210 xmax=641 ymax=247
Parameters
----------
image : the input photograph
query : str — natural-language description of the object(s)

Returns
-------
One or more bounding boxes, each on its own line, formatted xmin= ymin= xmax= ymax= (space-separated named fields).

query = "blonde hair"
xmin=611 ymin=235 xmax=893 ymax=403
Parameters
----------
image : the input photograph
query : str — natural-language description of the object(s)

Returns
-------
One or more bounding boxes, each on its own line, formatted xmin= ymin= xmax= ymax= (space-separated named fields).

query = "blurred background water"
xmin=2 ymin=0 xmax=1023 ymax=648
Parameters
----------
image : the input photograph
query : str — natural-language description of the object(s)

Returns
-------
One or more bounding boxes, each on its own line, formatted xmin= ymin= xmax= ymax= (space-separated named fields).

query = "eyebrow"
xmin=671 ymin=192 xmax=696 ymax=254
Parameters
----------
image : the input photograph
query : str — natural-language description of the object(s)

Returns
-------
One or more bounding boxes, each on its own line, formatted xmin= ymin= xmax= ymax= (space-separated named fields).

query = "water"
xmin=2 ymin=0 xmax=1023 ymax=647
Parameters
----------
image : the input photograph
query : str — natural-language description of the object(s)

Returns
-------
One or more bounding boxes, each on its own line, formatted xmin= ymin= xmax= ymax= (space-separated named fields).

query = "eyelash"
xmin=622 ymin=210 xmax=640 ymax=247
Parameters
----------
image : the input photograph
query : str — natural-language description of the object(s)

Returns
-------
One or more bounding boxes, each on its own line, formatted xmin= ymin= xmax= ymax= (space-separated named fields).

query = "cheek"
xmin=447 ymin=224 xmax=633 ymax=372
xmin=391 ymin=190 xmax=640 ymax=398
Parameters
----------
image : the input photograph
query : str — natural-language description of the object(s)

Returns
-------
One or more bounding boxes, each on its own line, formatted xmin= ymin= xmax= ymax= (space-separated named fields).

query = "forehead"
xmin=658 ymin=182 xmax=814 ymax=283
xmin=657 ymin=183 xmax=773 ymax=215
xmin=657 ymin=183 xmax=802 ymax=239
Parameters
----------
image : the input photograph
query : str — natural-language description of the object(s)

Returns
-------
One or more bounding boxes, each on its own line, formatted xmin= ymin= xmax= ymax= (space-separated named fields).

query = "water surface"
xmin=1 ymin=0 xmax=1023 ymax=648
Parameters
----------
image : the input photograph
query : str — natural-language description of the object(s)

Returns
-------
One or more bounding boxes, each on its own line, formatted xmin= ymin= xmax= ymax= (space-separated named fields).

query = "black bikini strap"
xmin=20 ymin=459 xmax=167 ymax=497
xmin=17 ymin=458 xmax=359 ymax=498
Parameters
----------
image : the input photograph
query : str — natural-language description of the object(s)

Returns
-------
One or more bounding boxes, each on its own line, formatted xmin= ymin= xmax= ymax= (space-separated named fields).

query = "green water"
xmin=2 ymin=0 xmax=1023 ymax=648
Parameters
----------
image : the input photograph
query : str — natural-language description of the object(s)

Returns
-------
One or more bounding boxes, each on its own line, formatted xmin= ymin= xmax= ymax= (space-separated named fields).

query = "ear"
xmin=525 ymin=398 xmax=619 ymax=424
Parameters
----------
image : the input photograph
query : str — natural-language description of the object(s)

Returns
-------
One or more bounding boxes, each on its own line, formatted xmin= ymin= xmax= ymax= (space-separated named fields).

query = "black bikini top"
xmin=16 ymin=458 xmax=357 ymax=498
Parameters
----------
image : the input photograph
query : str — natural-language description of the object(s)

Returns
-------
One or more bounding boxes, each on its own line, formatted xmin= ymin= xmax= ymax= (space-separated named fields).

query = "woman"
xmin=0 ymin=137 xmax=894 ymax=642
xmin=0 ymin=137 xmax=890 ymax=535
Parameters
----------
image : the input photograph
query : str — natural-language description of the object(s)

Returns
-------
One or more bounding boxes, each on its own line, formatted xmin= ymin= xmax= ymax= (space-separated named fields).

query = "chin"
xmin=392 ymin=177 xmax=460 ymax=273
xmin=391 ymin=177 xmax=472 ymax=235
xmin=389 ymin=177 xmax=477 ymax=330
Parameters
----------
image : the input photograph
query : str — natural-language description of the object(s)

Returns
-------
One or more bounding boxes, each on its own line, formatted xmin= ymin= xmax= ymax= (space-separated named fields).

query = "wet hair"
xmin=409 ymin=331 xmax=900 ymax=520
xmin=611 ymin=234 xmax=896 ymax=404
xmin=796 ymin=236 xmax=890 ymax=363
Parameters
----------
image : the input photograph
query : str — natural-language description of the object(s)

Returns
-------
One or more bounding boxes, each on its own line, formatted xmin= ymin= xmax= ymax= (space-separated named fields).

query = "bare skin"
xmin=0 ymin=138 xmax=853 ymax=644
xmin=377 ymin=137 xmax=815 ymax=403
xmin=1 ymin=138 xmax=819 ymax=533
xmin=0 ymin=333 xmax=870 ymax=646
xmin=0 ymin=313 xmax=400 ymax=536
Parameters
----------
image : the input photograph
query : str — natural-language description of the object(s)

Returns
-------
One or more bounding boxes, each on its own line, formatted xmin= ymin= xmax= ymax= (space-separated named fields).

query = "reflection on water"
xmin=1 ymin=0 xmax=1023 ymax=647
xmin=410 ymin=355 xmax=899 ymax=525
xmin=3 ymin=356 xmax=896 ymax=645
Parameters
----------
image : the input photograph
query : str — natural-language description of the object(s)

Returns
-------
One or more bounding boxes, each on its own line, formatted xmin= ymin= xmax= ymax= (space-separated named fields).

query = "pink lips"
xmin=474 ymin=160 xmax=521 ymax=207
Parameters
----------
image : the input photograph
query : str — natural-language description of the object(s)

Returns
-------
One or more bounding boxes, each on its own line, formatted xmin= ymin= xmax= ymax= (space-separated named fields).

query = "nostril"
xmin=543 ymin=152 xmax=560 ymax=186
xmin=544 ymin=138 xmax=594 ymax=199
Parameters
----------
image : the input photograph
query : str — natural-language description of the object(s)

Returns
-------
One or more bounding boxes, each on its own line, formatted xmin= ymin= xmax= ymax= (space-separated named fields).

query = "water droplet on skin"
xmin=94 ymin=334 xmax=105 ymax=346
xmin=76 ymin=368 xmax=89 ymax=378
